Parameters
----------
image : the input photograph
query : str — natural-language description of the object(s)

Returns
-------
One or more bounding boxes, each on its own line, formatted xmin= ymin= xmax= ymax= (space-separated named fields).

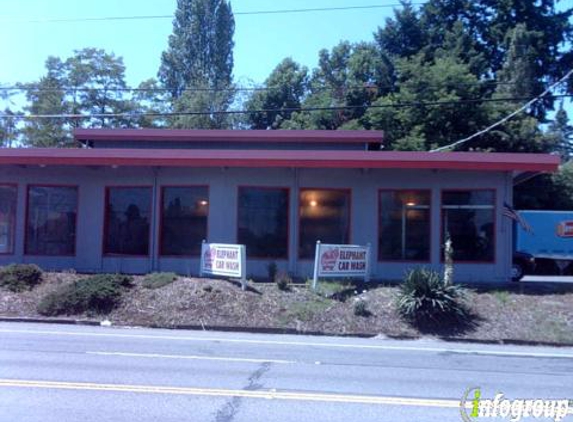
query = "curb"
xmin=1 ymin=316 xmax=572 ymax=348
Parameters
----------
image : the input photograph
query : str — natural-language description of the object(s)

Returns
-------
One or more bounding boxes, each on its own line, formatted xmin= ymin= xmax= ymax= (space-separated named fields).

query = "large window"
xmin=442 ymin=190 xmax=495 ymax=262
xmin=0 ymin=185 xmax=17 ymax=254
xmin=299 ymin=189 xmax=350 ymax=259
xmin=379 ymin=190 xmax=430 ymax=261
xmin=26 ymin=186 xmax=78 ymax=255
xmin=238 ymin=187 xmax=289 ymax=259
xmin=104 ymin=187 xmax=151 ymax=256
xmin=161 ymin=186 xmax=208 ymax=256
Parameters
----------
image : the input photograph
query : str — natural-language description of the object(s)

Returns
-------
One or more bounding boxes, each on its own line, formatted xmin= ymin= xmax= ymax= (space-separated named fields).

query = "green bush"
xmin=395 ymin=268 xmax=469 ymax=325
xmin=353 ymin=298 xmax=370 ymax=317
xmin=142 ymin=272 xmax=178 ymax=289
xmin=0 ymin=264 xmax=43 ymax=292
xmin=275 ymin=271 xmax=292 ymax=291
xmin=37 ymin=274 xmax=133 ymax=316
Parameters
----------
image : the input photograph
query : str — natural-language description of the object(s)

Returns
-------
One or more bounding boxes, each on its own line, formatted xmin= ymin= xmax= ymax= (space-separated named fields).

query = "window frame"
xmin=377 ymin=188 xmax=432 ymax=263
xmin=0 ymin=184 xmax=18 ymax=256
xmin=159 ymin=185 xmax=210 ymax=258
xmin=102 ymin=185 xmax=153 ymax=258
xmin=440 ymin=188 xmax=497 ymax=264
xmin=24 ymin=184 xmax=79 ymax=257
xmin=298 ymin=187 xmax=352 ymax=260
xmin=236 ymin=185 xmax=290 ymax=260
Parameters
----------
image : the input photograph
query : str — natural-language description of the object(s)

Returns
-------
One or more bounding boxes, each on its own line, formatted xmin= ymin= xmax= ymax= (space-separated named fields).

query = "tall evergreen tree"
xmin=158 ymin=0 xmax=235 ymax=128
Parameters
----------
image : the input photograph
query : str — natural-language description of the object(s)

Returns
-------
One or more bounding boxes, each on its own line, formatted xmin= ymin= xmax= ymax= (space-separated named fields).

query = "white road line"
xmin=0 ymin=328 xmax=572 ymax=359
xmin=86 ymin=351 xmax=295 ymax=365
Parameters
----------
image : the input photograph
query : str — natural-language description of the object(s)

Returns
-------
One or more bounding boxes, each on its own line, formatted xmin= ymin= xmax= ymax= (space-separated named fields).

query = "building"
xmin=0 ymin=129 xmax=559 ymax=282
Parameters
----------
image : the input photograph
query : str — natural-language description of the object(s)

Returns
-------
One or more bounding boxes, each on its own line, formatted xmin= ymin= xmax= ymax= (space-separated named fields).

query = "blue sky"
xmin=0 ymin=0 xmax=401 ymax=88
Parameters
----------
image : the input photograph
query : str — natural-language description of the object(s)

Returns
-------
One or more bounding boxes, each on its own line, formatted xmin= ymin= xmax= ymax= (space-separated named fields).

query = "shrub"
xmin=275 ymin=271 xmax=292 ymax=291
xmin=0 ymin=264 xmax=43 ymax=292
xmin=353 ymin=298 xmax=370 ymax=317
xmin=142 ymin=272 xmax=178 ymax=289
xmin=395 ymin=268 xmax=469 ymax=326
xmin=37 ymin=274 xmax=133 ymax=316
xmin=267 ymin=262 xmax=278 ymax=282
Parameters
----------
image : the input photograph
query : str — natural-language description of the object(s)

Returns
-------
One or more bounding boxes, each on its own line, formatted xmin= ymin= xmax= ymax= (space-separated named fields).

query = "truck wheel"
xmin=511 ymin=262 xmax=524 ymax=282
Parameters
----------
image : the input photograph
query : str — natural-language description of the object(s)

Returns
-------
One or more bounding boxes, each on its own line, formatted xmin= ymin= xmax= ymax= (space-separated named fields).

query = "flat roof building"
xmin=0 ymin=129 xmax=559 ymax=282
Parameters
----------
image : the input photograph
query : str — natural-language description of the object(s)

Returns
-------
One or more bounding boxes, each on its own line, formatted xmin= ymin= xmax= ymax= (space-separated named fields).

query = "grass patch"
xmin=309 ymin=279 xmax=356 ymax=299
xmin=281 ymin=297 xmax=332 ymax=323
xmin=37 ymin=274 xmax=133 ymax=316
xmin=142 ymin=272 xmax=178 ymax=289
xmin=492 ymin=290 xmax=510 ymax=305
xmin=0 ymin=264 xmax=43 ymax=293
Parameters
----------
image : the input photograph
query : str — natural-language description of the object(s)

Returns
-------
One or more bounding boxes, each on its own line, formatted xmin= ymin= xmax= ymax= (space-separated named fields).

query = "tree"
xmin=375 ymin=0 xmax=426 ymax=58
xmin=158 ymin=0 xmax=235 ymax=128
xmin=245 ymin=58 xmax=308 ymax=130
xmin=547 ymin=105 xmax=573 ymax=161
xmin=20 ymin=49 xmax=134 ymax=147
xmin=0 ymin=109 xmax=18 ymax=148
xmin=131 ymin=78 xmax=171 ymax=128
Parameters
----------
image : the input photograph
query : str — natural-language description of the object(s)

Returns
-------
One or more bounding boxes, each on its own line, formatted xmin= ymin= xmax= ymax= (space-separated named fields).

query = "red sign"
xmin=556 ymin=221 xmax=573 ymax=238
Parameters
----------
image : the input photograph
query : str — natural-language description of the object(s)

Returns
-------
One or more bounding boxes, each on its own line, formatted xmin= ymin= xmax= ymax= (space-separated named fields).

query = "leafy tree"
xmin=375 ymin=0 xmax=426 ymax=58
xmin=515 ymin=161 xmax=573 ymax=210
xmin=547 ymin=105 xmax=573 ymax=161
xmin=158 ymin=0 xmax=235 ymax=128
xmin=131 ymin=78 xmax=171 ymax=128
xmin=20 ymin=49 xmax=134 ymax=147
xmin=245 ymin=58 xmax=308 ymax=129
xmin=0 ymin=109 xmax=18 ymax=148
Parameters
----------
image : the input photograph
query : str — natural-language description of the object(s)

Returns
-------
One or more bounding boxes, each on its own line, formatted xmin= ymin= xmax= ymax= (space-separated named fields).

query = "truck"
xmin=512 ymin=210 xmax=573 ymax=280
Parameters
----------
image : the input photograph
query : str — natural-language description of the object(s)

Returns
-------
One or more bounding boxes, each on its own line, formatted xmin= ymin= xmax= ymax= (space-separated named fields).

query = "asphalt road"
xmin=0 ymin=322 xmax=572 ymax=422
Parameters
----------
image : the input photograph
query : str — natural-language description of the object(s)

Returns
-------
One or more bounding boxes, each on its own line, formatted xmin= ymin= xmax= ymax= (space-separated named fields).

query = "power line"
xmin=430 ymin=69 xmax=573 ymax=152
xmin=0 ymin=80 xmax=552 ymax=95
xmin=1 ymin=94 xmax=572 ymax=121
xmin=0 ymin=4 xmax=423 ymax=24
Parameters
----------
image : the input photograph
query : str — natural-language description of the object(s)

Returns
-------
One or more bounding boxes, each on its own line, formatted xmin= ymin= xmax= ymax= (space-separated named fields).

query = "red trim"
xmin=298 ymin=187 xmax=352 ymax=260
xmin=24 ymin=184 xmax=79 ymax=257
xmin=440 ymin=188 xmax=497 ymax=264
xmin=0 ymin=149 xmax=559 ymax=172
xmin=74 ymin=128 xmax=384 ymax=144
xmin=236 ymin=186 xmax=290 ymax=260
xmin=103 ymin=185 xmax=153 ymax=258
xmin=158 ymin=185 xmax=209 ymax=258
xmin=377 ymin=189 xmax=432 ymax=263
xmin=0 ymin=184 xmax=18 ymax=255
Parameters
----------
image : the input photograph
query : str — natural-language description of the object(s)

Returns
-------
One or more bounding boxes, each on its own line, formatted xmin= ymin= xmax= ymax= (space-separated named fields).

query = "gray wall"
xmin=0 ymin=165 xmax=513 ymax=283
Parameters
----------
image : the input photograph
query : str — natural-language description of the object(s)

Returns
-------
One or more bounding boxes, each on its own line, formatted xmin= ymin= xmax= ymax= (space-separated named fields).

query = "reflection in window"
xmin=0 ymin=186 xmax=17 ymax=254
xmin=26 ymin=186 xmax=78 ymax=255
xmin=105 ymin=187 xmax=151 ymax=255
xmin=442 ymin=190 xmax=495 ymax=262
xmin=299 ymin=189 xmax=350 ymax=259
xmin=161 ymin=186 xmax=208 ymax=256
xmin=379 ymin=190 xmax=430 ymax=261
xmin=238 ymin=187 xmax=289 ymax=259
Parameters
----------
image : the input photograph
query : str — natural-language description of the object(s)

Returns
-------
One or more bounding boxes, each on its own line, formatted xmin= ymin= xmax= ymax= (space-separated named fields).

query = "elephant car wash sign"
xmin=200 ymin=242 xmax=247 ymax=289
xmin=312 ymin=241 xmax=371 ymax=288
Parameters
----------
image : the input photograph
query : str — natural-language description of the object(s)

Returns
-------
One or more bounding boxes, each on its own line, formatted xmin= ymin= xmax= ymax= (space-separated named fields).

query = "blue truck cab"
xmin=513 ymin=210 xmax=573 ymax=280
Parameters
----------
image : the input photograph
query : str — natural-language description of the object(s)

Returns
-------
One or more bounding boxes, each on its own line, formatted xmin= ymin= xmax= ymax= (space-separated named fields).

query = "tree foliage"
xmin=158 ymin=0 xmax=235 ymax=128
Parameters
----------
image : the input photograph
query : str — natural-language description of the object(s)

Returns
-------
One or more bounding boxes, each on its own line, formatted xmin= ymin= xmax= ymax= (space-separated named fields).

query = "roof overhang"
xmin=0 ymin=148 xmax=560 ymax=172
xmin=74 ymin=128 xmax=385 ymax=144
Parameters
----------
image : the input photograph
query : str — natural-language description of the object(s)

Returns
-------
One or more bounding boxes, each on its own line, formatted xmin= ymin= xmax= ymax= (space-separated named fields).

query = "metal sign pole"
xmin=365 ymin=242 xmax=371 ymax=283
xmin=312 ymin=240 xmax=321 ymax=290
xmin=240 ymin=244 xmax=247 ymax=291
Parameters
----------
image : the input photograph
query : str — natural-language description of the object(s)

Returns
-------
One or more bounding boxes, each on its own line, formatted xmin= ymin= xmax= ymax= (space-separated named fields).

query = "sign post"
xmin=200 ymin=241 xmax=247 ymax=291
xmin=312 ymin=241 xmax=371 ymax=290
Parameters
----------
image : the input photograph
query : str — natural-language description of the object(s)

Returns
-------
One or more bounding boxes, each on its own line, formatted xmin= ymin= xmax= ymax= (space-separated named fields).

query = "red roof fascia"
xmin=0 ymin=148 xmax=559 ymax=172
xmin=73 ymin=128 xmax=385 ymax=144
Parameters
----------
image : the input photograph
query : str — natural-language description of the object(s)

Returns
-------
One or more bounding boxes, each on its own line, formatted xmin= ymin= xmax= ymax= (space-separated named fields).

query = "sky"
xmin=0 ymin=0 xmax=403 ymax=89
xmin=0 ymin=0 xmax=570 ymax=118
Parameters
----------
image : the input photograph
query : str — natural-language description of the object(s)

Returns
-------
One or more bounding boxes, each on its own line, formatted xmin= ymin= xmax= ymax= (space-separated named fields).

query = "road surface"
xmin=0 ymin=322 xmax=572 ymax=421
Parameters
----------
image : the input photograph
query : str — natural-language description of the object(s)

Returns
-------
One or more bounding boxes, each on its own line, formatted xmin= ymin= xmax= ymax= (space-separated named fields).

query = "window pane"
xmin=0 ymin=186 xmax=17 ymax=254
xmin=379 ymin=191 xmax=430 ymax=261
xmin=26 ymin=186 xmax=77 ymax=255
xmin=443 ymin=190 xmax=494 ymax=206
xmin=105 ymin=187 xmax=151 ymax=255
xmin=442 ymin=190 xmax=495 ymax=262
xmin=299 ymin=189 xmax=350 ymax=259
xmin=161 ymin=187 xmax=208 ymax=256
xmin=238 ymin=187 xmax=288 ymax=259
